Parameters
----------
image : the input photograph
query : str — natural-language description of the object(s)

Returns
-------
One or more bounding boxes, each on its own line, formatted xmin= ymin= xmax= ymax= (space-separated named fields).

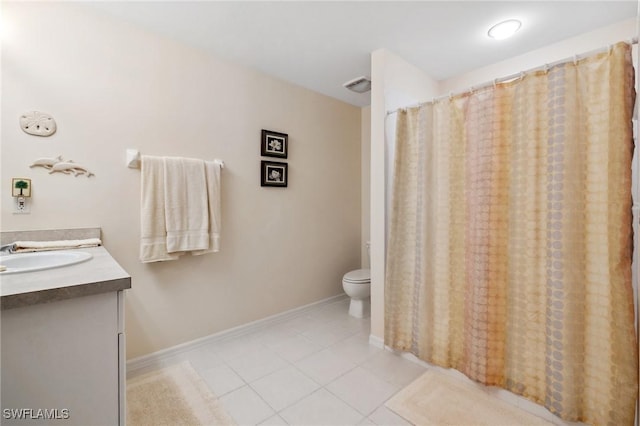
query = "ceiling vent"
xmin=343 ymin=76 xmax=371 ymax=93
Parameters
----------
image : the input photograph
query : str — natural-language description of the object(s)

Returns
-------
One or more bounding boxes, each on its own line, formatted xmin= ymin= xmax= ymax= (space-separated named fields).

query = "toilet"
xmin=342 ymin=241 xmax=371 ymax=318
xmin=342 ymin=268 xmax=371 ymax=318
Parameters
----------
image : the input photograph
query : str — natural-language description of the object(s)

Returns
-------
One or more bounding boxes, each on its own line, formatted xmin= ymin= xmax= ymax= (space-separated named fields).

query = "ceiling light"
xmin=343 ymin=76 xmax=371 ymax=93
xmin=488 ymin=19 xmax=521 ymax=40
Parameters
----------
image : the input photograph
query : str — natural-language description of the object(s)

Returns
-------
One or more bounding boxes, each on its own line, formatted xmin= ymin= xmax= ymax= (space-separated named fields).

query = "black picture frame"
xmin=261 ymin=130 xmax=288 ymax=159
xmin=261 ymin=161 xmax=288 ymax=187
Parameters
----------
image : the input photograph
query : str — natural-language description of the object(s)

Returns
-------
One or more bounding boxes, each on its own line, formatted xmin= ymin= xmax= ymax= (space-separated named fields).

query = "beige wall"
xmin=361 ymin=106 xmax=371 ymax=268
xmin=1 ymin=2 xmax=362 ymax=359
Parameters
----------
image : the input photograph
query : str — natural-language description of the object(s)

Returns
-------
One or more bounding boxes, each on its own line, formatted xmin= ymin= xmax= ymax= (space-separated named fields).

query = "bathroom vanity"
xmin=0 ymin=229 xmax=131 ymax=426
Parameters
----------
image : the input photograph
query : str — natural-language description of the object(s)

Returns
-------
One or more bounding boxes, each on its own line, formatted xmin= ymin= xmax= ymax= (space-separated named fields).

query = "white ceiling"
xmin=87 ymin=1 xmax=637 ymax=107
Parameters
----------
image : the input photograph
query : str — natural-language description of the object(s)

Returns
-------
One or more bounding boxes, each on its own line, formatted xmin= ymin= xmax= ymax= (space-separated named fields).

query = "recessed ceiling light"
xmin=488 ymin=19 xmax=522 ymax=40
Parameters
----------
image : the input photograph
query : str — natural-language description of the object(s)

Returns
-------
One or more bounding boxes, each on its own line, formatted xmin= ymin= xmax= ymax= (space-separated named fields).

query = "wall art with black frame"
xmin=261 ymin=129 xmax=288 ymax=159
xmin=261 ymin=161 xmax=288 ymax=187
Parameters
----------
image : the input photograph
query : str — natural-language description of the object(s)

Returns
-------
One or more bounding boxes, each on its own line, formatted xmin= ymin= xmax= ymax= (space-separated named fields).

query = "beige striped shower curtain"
xmin=385 ymin=42 xmax=638 ymax=425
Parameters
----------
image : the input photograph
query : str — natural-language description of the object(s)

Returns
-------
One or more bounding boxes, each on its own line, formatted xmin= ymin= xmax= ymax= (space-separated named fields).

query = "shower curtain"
xmin=385 ymin=42 xmax=638 ymax=425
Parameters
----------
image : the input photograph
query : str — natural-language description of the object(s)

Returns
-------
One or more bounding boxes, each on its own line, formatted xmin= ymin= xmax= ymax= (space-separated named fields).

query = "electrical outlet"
xmin=13 ymin=197 xmax=30 ymax=214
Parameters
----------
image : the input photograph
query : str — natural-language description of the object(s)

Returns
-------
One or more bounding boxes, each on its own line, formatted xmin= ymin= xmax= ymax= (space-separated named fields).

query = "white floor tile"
xmin=220 ymin=385 xmax=275 ymax=425
xmin=269 ymin=334 xmax=324 ymax=363
xmin=186 ymin=298 xmax=430 ymax=425
xmin=329 ymin=333 xmax=382 ymax=365
xmin=326 ymin=367 xmax=399 ymax=416
xmin=309 ymin=305 xmax=349 ymax=322
xmin=335 ymin=315 xmax=371 ymax=335
xmin=215 ymin=335 xmax=268 ymax=362
xmin=361 ymin=350 xmax=426 ymax=387
xmin=258 ymin=414 xmax=289 ymax=425
xmin=251 ymin=365 xmax=320 ymax=411
xmin=368 ymin=405 xmax=412 ymax=426
xmin=279 ymin=389 xmax=364 ymax=426
xmin=226 ymin=348 xmax=289 ymax=383
xmin=198 ymin=364 xmax=245 ymax=397
xmin=182 ymin=344 xmax=225 ymax=372
xmin=300 ymin=321 xmax=357 ymax=348
xmin=295 ymin=348 xmax=357 ymax=385
xmin=253 ymin=323 xmax=301 ymax=345
xmin=286 ymin=313 xmax=325 ymax=333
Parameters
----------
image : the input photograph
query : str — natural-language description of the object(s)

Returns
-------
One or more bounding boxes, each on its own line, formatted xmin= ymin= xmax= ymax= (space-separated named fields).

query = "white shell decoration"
xmin=20 ymin=111 xmax=57 ymax=137
xmin=30 ymin=155 xmax=94 ymax=177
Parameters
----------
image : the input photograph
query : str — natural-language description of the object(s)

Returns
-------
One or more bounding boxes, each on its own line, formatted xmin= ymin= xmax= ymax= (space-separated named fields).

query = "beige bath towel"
xmin=140 ymin=155 xmax=180 ymax=263
xmin=163 ymin=157 xmax=209 ymax=254
xmin=192 ymin=160 xmax=222 ymax=255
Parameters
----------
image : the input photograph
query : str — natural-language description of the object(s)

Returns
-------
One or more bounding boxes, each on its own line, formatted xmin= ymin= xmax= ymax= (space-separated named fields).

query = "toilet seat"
xmin=343 ymin=269 xmax=371 ymax=284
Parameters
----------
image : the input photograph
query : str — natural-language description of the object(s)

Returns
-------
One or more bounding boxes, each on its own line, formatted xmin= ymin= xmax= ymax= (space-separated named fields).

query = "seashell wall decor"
xmin=20 ymin=111 xmax=57 ymax=137
xmin=30 ymin=155 xmax=94 ymax=177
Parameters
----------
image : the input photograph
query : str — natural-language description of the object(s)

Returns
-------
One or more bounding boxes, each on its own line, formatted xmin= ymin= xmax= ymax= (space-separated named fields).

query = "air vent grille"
xmin=343 ymin=76 xmax=371 ymax=93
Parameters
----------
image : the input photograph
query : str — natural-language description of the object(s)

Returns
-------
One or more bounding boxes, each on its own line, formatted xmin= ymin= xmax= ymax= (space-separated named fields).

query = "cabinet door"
xmin=1 ymin=292 xmax=119 ymax=426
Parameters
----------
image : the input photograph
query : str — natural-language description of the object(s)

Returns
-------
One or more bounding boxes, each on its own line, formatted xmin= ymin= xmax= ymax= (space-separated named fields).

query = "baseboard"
xmin=368 ymin=334 xmax=385 ymax=348
xmin=127 ymin=293 xmax=348 ymax=377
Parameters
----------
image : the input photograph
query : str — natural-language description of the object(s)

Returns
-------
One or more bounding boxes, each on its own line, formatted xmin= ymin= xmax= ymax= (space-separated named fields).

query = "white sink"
xmin=0 ymin=251 xmax=93 ymax=274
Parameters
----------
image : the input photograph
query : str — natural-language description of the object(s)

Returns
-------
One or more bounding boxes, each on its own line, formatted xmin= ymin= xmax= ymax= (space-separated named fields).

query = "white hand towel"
xmin=140 ymin=155 xmax=180 ymax=263
xmin=13 ymin=238 xmax=102 ymax=253
xmin=192 ymin=160 xmax=222 ymax=255
xmin=164 ymin=157 xmax=209 ymax=253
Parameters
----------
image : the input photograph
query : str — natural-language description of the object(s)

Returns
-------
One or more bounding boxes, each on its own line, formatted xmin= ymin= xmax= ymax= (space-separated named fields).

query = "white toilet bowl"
xmin=342 ymin=269 xmax=371 ymax=318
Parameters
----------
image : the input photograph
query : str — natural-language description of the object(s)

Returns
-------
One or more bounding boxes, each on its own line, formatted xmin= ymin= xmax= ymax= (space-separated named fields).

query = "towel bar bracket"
xmin=126 ymin=149 xmax=141 ymax=169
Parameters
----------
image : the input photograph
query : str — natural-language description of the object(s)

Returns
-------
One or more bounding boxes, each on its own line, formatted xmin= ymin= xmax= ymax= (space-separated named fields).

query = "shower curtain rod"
xmin=386 ymin=37 xmax=639 ymax=116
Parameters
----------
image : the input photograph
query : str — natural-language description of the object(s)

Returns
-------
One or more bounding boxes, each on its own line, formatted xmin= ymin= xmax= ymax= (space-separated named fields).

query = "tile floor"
xmin=179 ymin=297 xmax=425 ymax=425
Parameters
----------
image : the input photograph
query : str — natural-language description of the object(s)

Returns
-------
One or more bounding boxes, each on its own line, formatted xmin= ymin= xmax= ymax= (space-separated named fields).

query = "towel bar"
xmin=126 ymin=149 xmax=224 ymax=170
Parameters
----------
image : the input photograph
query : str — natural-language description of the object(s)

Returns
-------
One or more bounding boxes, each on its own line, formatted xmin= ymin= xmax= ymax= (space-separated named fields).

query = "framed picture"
xmin=11 ymin=178 xmax=32 ymax=198
xmin=261 ymin=161 xmax=288 ymax=187
xmin=261 ymin=129 xmax=288 ymax=158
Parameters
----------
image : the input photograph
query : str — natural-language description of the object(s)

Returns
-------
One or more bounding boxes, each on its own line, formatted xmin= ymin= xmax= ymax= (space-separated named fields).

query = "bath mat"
xmin=386 ymin=369 xmax=553 ymax=426
xmin=127 ymin=361 xmax=236 ymax=426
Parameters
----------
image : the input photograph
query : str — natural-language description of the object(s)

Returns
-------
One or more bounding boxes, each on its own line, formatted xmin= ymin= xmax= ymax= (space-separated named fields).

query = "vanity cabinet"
xmin=0 ymin=242 xmax=130 ymax=426
xmin=1 ymin=291 xmax=125 ymax=425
